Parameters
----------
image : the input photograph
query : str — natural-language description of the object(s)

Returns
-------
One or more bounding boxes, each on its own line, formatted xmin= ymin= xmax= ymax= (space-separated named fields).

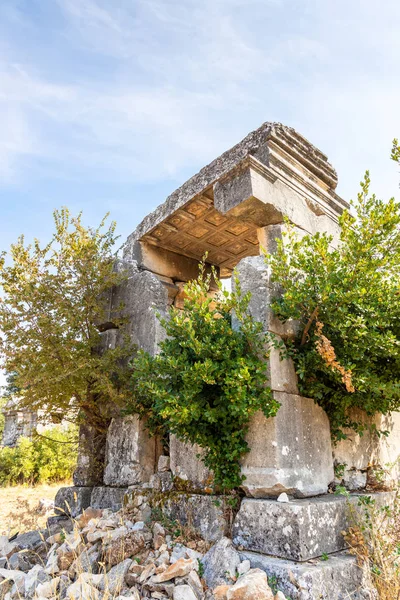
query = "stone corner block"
xmin=233 ymin=492 xmax=396 ymax=562
xmin=233 ymin=496 xmax=348 ymax=561
xmin=54 ymin=486 xmax=93 ymax=518
xmin=240 ymin=551 xmax=377 ymax=600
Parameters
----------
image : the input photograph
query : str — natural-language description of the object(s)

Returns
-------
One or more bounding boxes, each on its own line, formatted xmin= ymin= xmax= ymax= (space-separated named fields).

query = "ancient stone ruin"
xmin=1 ymin=399 xmax=67 ymax=448
xmin=57 ymin=122 xmax=400 ymax=599
xmin=1 ymin=399 xmax=39 ymax=448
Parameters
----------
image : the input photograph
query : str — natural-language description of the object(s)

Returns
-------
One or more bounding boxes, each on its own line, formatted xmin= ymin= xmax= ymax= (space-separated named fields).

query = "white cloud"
xmin=0 ymin=0 xmax=398 ymax=204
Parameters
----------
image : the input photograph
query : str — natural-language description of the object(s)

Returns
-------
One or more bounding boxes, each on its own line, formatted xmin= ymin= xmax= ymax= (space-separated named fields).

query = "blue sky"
xmin=0 ymin=0 xmax=399 ymax=257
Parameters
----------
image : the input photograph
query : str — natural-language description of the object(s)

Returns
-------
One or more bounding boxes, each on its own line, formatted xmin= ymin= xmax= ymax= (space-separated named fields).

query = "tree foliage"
xmin=0 ymin=209 xmax=132 ymax=432
xmin=0 ymin=426 xmax=77 ymax=486
xmin=264 ymin=147 xmax=400 ymax=439
xmin=129 ymin=264 xmax=278 ymax=491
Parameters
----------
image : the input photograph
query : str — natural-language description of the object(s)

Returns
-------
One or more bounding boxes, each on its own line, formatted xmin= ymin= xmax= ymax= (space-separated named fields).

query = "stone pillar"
xmin=235 ymin=240 xmax=334 ymax=497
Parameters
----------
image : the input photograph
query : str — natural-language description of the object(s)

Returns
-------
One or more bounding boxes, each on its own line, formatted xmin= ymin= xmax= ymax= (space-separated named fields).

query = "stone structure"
xmin=1 ymin=398 xmax=67 ymax=448
xmin=1 ymin=399 xmax=38 ymax=447
xmin=58 ymin=122 xmax=400 ymax=599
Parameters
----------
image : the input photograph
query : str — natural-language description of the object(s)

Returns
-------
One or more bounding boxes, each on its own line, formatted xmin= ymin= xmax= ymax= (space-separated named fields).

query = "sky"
xmin=0 ymin=0 xmax=400 ymax=387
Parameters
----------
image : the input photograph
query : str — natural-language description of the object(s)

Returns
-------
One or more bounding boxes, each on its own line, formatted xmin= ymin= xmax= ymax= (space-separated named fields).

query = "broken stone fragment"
xmin=213 ymin=585 xmax=232 ymax=600
xmin=173 ymin=584 xmax=198 ymax=600
xmin=24 ymin=564 xmax=51 ymax=596
xmin=68 ymin=546 xmax=100 ymax=577
xmin=66 ymin=578 xmax=100 ymax=600
xmin=103 ymin=531 xmax=148 ymax=567
xmin=226 ymin=569 xmax=274 ymax=600
xmin=98 ymin=558 xmax=133 ymax=595
xmin=158 ymin=455 xmax=171 ymax=472
xmin=0 ymin=537 xmax=18 ymax=560
xmin=153 ymin=522 xmax=167 ymax=550
xmin=7 ymin=550 xmax=33 ymax=573
xmin=76 ymin=507 xmax=103 ymax=529
xmin=35 ymin=575 xmax=60 ymax=598
xmin=276 ymin=493 xmax=289 ymax=503
xmin=152 ymin=557 xmax=198 ymax=583
xmin=237 ymin=560 xmax=250 ymax=577
xmin=115 ymin=588 xmax=141 ymax=600
xmin=175 ymin=569 xmax=204 ymax=600
xmin=202 ymin=537 xmax=241 ymax=589
xmin=0 ymin=568 xmax=26 ymax=595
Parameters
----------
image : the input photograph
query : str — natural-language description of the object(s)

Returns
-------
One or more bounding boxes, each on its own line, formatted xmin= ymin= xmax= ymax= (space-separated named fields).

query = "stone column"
xmin=235 ymin=226 xmax=334 ymax=497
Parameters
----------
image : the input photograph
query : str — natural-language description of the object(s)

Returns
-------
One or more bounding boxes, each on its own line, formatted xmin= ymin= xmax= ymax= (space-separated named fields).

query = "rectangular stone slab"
xmin=54 ymin=486 xmax=93 ymax=518
xmin=240 ymin=551 xmax=376 ymax=600
xmin=159 ymin=493 xmax=230 ymax=542
xmin=233 ymin=493 xmax=395 ymax=561
xmin=90 ymin=487 xmax=128 ymax=511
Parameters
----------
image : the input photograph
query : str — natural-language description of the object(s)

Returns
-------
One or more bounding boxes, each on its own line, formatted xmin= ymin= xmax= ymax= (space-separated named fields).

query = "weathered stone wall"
xmin=69 ymin=121 xmax=399 ymax=510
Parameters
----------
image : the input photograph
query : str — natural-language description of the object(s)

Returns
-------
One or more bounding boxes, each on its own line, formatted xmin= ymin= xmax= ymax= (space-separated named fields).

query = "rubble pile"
xmin=0 ymin=505 xmax=287 ymax=600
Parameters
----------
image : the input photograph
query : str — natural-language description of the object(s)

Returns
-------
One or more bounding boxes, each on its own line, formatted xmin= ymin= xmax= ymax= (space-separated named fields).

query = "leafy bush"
xmin=265 ymin=163 xmax=400 ymax=439
xmin=0 ymin=426 xmax=77 ymax=486
xmin=0 ymin=209 xmax=132 ymax=433
xmin=129 ymin=264 xmax=278 ymax=491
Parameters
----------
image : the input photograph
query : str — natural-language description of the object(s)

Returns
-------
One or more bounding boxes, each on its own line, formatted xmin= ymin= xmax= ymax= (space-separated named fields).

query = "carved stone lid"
xmin=123 ymin=122 xmax=348 ymax=275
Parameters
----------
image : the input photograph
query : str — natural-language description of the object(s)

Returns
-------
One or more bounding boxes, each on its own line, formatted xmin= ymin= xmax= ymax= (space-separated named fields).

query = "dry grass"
xmin=344 ymin=492 xmax=400 ymax=600
xmin=0 ymin=483 xmax=66 ymax=536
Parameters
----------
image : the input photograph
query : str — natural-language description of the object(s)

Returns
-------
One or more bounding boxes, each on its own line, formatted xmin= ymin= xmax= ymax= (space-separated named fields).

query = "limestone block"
xmin=126 ymin=241 xmax=217 ymax=282
xmin=110 ymin=268 xmax=169 ymax=356
xmin=73 ymin=423 xmax=107 ymax=487
xmin=213 ymin=160 xmax=342 ymax=242
xmin=233 ymin=492 xmax=395 ymax=561
xmin=233 ymin=496 xmax=347 ymax=560
xmin=103 ymin=415 xmax=156 ymax=487
xmin=155 ymin=275 xmax=179 ymax=305
xmin=90 ymin=487 xmax=127 ymax=511
xmin=333 ymin=408 xmax=400 ymax=482
xmin=160 ymin=493 xmax=230 ymax=542
xmin=240 ymin=551 xmax=377 ymax=600
xmin=170 ymin=435 xmax=213 ymax=490
xmin=267 ymin=343 xmax=298 ymax=394
xmin=241 ymin=392 xmax=334 ymax=498
xmin=54 ymin=487 xmax=92 ymax=518
xmin=158 ymin=455 xmax=170 ymax=472
xmin=233 ymin=255 xmax=299 ymax=339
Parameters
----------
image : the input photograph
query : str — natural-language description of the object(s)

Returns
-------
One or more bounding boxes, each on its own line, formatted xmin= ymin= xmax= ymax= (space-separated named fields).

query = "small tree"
xmin=129 ymin=264 xmax=279 ymax=491
xmin=0 ymin=208 xmax=132 ymax=433
xmin=264 ymin=146 xmax=400 ymax=439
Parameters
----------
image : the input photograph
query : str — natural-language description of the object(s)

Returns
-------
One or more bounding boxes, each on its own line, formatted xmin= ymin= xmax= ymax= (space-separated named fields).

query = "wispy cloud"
xmin=0 ymin=0 xmax=399 ymax=202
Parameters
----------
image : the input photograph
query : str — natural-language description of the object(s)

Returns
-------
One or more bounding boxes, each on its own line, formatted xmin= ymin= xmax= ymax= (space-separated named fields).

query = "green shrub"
xmin=264 ymin=165 xmax=400 ymax=439
xmin=129 ymin=264 xmax=279 ymax=491
xmin=0 ymin=425 xmax=77 ymax=486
